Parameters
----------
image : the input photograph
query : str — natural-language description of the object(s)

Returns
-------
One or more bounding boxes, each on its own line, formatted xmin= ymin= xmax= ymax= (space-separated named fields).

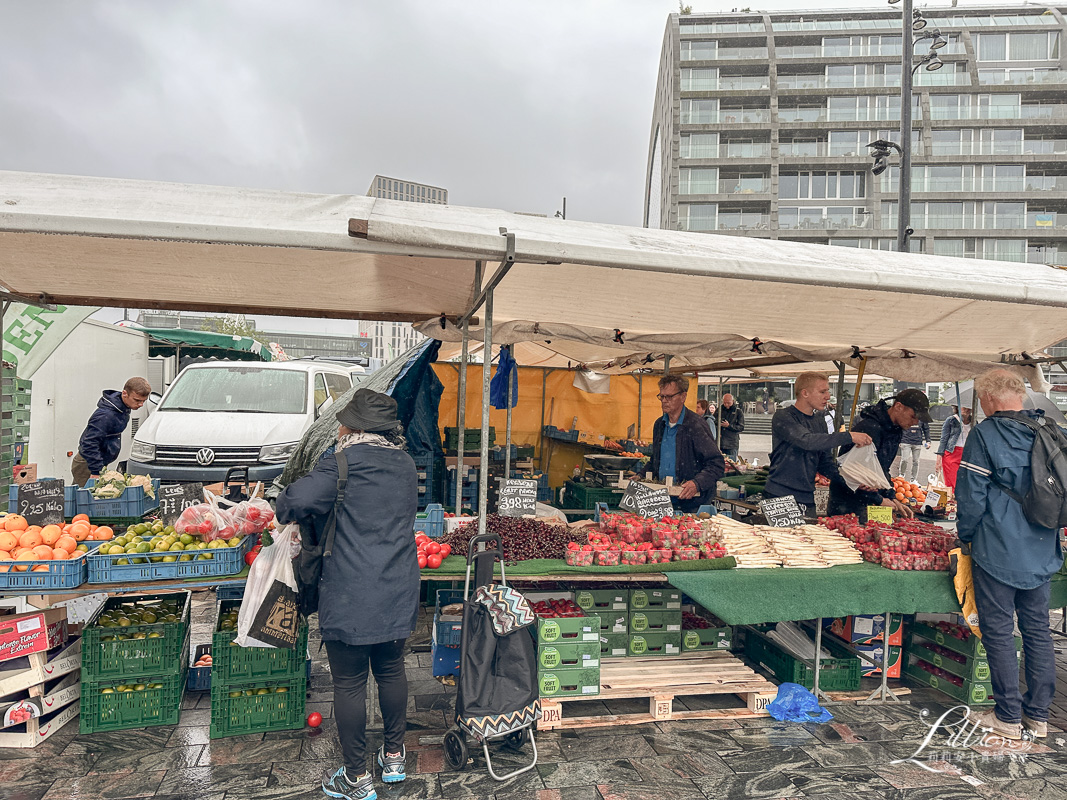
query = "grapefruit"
xmin=18 ymin=529 xmax=43 ymax=549
xmin=31 ymin=545 xmax=53 ymax=560
xmin=0 ymin=532 xmax=17 ymax=551
xmin=72 ymin=514 xmax=90 ymax=524
xmin=70 ymin=522 xmax=91 ymax=542
xmin=3 ymin=515 xmax=27 ymax=533
xmin=95 ymin=526 xmax=115 ymax=541
xmin=40 ymin=525 xmax=62 ymax=546
xmin=54 ymin=535 xmax=77 ymax=555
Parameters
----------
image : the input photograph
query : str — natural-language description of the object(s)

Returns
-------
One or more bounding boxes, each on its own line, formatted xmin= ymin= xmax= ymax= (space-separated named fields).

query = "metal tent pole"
xmin=455 ymin=319 xmax=469 ymax=513
xmin=504 ymin=354 xmax=513 ymax=478
xmin=477 ymin=290 xmax=494 ymax=538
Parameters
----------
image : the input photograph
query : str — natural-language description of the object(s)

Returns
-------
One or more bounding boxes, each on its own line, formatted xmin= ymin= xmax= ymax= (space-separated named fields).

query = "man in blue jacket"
xmin=957 ymin=368 xmax=1063 ymax=741
xmin=72 ymin=377 xmax=151 ymax=486
xmin=651 ymin=375 xmax=725 ymax=513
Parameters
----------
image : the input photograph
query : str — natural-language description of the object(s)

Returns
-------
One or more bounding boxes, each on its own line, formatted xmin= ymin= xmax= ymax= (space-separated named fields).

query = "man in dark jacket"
xmin=897 ymin=415 xmax=931 ymax=483
xmin=650 ymin=375 xmax=725 ymax=513
xmin=718 ymin=393 xmax=744 ymax=459
xmin=73 ymin=377 xmax=151 ymax=487
xmin=278 ymin=389 xmax=418 ymax=798
xmin=957 ymin=369 xmax=1063 ymax=741
xmin=828 ymin=389 xmax=931 ymax=518
xmin=764 ymin=372 xmax=872 ymax=513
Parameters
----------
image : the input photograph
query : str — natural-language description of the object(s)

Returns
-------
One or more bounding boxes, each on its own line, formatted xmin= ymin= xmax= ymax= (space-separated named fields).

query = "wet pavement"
xmin=3 ymin=594 xmax=1067 ymax=800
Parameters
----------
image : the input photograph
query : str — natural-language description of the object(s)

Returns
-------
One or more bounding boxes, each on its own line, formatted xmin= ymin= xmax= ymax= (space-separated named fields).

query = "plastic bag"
xmin=174 ymin=503 xmax=236 ymax=541
xmin=838 ymin=444 xmax=891 ymax=492
xmin=231 ymin=498 xmax=275 ymax=535
xmin=236 ymin=524 xmax=300 ymax=649
xmin=766 ymin=682 xmax=833 ymax=724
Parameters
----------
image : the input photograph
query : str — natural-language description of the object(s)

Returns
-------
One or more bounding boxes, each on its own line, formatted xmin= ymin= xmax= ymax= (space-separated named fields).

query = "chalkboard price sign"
xmin=16 ymin=479 xmax=66 ymax=526
xmin=497 ymin=479 xmax=537 ymax=517
xmin=158 ymin=483 xmax=204 ymax=525
xmin=759 ymin=496 xmax=805 ymax=528
xmin=619 ymin=481 xmax=674 ymax=520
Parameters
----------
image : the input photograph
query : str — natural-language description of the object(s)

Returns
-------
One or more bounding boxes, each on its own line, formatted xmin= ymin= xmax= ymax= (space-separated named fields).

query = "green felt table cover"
xmin=667 ymin=563 xmax=1067 ymax=626
xmin=420 ymin=555 xmax=735 ymax=577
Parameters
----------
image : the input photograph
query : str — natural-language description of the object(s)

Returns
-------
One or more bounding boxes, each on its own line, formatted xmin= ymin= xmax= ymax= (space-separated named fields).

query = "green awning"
xmin=140 ymin=328 xmax=273 ymax=361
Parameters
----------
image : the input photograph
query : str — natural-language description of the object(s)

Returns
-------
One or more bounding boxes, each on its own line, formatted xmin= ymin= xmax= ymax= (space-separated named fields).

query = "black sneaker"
xmin=377 ymin=745 xmax=406 ymax=783
xmin=322 ymin=766 xmax=376 ymax=800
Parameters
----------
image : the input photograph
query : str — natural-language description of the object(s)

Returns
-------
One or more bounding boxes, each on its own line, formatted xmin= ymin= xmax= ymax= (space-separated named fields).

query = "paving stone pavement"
xmin=4 ymin=592 xmax=1067 ymax=800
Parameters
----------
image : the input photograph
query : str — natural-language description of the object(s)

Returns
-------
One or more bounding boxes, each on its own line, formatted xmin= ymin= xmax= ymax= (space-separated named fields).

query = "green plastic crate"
xmin=209 ymin=673 xmax=308 ymax=738
xmin=562 ymin=481 xmax=624 ymax=510
xmin=82 ymin=592 xmax=191 ymax=680
xmin=902 ymin=659 xmax=994 ymax=706
xmin=80 ymin=668 xmax=187 ymax=733
xmin=744 ymin=629 xmax=861 ymax=692
xmin=212 ymin=600 xmax=309 ymax=683
xmin=0 ymin=393 xmax=30 ymax=411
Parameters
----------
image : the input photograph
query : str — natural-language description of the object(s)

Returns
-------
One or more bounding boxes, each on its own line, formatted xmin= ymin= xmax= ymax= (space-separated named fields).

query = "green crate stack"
xmin=744 ymin=627 xmax=862 ymax=692
xmin=0 ymin=367 xmax=30 ymax=512
xmin=561 ymin=480 xmax=624 ymax=510
xmin=535 ymin=605 xmax=600 ymax=698
xmin=443 ymin=426 xmax=496 ymax=452
xmin=210 ymin=600 xmax=308 ymax=738
xmin=902 ymin=622 xmax=1021 ymax=707
xmin=80 ymin=592 xmax=191 ymax=733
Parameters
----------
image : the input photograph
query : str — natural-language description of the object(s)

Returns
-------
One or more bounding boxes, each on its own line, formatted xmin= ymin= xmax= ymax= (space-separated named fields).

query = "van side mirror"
xmin=148 ymin=392 xmax=162 ymax=405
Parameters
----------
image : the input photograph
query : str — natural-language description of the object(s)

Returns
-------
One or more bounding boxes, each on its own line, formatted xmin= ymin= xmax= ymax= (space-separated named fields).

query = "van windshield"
xmin=159 ymin=367 xmax=308 ymax=414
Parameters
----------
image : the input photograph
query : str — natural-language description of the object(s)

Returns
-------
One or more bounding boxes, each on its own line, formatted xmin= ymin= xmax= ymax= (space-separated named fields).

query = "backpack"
xmin=294 ymin=450 xmax=349 ymax=617
xmin=992 ymin=412 xmax=1067 ymax=530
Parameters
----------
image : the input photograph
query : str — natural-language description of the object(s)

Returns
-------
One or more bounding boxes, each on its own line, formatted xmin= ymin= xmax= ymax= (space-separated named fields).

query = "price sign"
xmin=759 ymin=495 xmax=805 ymax=528
xmin=497 ymin=479 xmax=537 ymax=517
xmin=867 ymin=505 xmax=894 ymax=524
xmin=619 ymin=481 xmax=674 ymax=520
xmin=158 ymin=483 xmax=204 ymax=525
xmin=16 ymin=479 xmax=65 ymax=526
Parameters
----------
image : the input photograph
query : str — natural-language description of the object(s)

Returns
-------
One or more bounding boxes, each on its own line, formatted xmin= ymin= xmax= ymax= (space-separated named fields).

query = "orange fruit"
xmin=69 ymin=522 xmax=91 ymax=542
xmin=54 ymin=535 xmax=77 ymax=555
xmin=94 ymin=526 xmax=114 ymax=541
xmin=4 ymin=515 xmax=28 ymax=533
xmin=31 ymin=565 xmax=50 ymax=572
xmin=50 ymin=548 xmax=69 ymax=560
xmin=31 ymin=545 xmax=53 ymax=560
xmin=894 ymin=491 xmax=905 ymax=501
xmin=40 ymin=525 xmax=62 ymax=546
xmin=12 ymin=553 xmax=35 ymax=572
xmin=72 ymin=514 xmax=90 ymax=524
xmin=0 ymin=553 xmax=11 ymax=573
xmin=0 ymin=531 xmax=17 ymax=552
xmin=18 ymin=529 xmax=43 ymax=549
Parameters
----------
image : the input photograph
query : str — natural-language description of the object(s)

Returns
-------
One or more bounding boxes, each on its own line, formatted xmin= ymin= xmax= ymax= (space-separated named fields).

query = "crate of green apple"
xmin=85 ymin=520 xmax=256 ymax=583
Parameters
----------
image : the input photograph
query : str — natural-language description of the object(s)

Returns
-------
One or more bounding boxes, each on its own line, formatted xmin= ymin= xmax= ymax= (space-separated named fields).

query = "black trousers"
xmin=325 ymin=638 xmax=409 ymax=772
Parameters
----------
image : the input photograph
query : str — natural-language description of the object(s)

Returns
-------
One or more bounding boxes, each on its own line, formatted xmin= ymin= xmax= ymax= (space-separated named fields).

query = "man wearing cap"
xmin=828 ymin=389 xmax=933 ymax=518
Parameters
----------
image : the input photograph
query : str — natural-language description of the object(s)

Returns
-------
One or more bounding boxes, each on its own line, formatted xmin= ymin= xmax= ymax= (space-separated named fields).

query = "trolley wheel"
xmin=503 ymin=729 xmax=528 ymax=751
xmin=443 ymin=728 xmax=469 ymax=771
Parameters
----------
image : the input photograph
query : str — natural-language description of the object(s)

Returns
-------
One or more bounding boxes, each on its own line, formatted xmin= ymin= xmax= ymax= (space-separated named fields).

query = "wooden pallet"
xmin=538 ymin=651 xmax=777 ymax=731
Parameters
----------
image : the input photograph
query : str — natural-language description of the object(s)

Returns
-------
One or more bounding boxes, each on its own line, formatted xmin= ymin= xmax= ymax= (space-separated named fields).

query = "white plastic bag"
xmin=236 ymin=524 xmax=300 ymax=649
xmin=838 ymin=444 xmax=891 ymax=492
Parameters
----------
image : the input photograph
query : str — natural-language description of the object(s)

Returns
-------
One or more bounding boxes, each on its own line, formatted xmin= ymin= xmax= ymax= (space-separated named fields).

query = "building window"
xmin=680 ymin=133 xmax=718 ymax=159
xmin=680 ymin=40 xmax=717 ymax=60
xmin=681 ymin=98 xmax=719 ymax=124
xmin=976 ymin=31 xmax=1059 ymax=61
xmin=679 ymin=167 xmax=718 ymax=195
xmin=780 ymin=171 xmax=866 ymax=200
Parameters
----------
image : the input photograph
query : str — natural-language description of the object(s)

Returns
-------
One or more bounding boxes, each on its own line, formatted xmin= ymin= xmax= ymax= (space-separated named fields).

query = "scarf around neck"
xmin=336 ymin=431 xmax=402 ymax=452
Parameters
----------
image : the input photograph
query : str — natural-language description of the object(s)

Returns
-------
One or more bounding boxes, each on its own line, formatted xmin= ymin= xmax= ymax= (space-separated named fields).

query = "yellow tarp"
xmin=432 ymin=365 xmax=698 ymax=489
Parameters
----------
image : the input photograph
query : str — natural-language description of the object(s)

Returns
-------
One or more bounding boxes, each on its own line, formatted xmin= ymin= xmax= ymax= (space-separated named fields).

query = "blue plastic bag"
xmin=765 ymin=682 xmax=834 ymax=724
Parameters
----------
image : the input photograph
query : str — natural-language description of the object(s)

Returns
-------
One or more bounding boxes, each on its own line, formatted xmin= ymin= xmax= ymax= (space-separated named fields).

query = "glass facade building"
xmin=645 ymin=7 xmax=1067 ymax=266
xmin=367 ymin=175 xmax=448 ymax=204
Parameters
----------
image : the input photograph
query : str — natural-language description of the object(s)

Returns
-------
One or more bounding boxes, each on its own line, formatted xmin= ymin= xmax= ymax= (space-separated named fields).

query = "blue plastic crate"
xmin=76 ymin=478 xmax=161 ymax=519
xmin=536 ymin=487 xmax=553 ymax=503
xmin=432 ymin=642 xmax=461 ymax=677
xmin=434 ymin=589 xmax=464 ymax=647
xmin=188 ymin=644 xmax=213 ymax=691
xmin=216 ymin=584 xmax=246 ymax=601
xmin=86 ymin=534 xmax=254 ymax=584
xmin=491 ymin=444 xmax=518 ymax=462
xmin=0 ymin=545 xmax=99 ymax=590
xmin=510 ymin=471 xmax=549 ymax=489
xmin=7 ymin=482 xmax=78 ymax=519
xmin=413 ymin=504 xmax=445 ymax=538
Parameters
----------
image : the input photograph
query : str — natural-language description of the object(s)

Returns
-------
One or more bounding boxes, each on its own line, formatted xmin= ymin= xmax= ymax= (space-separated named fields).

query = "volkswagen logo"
xmin=195 ymin=448 xmax=216 ymax=466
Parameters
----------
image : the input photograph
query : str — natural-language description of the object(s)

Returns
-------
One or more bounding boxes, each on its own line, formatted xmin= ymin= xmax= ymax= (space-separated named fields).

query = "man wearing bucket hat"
xmin=828 ymin=388 xmax=932 ymax=519
xmin=278 ymin=389 xmax=418 ymax=800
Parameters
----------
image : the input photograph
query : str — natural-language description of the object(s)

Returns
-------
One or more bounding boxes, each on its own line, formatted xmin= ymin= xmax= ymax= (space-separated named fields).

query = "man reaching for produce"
xmin=764 ymin=372 xmax=872 ymax=515
xmin=72 ymin=377 xmax=151 ymax=487
xmin=828 ymin=389 xmax=932 ymax=519
xmin=650 ymin=375 xmax=725 ymax=513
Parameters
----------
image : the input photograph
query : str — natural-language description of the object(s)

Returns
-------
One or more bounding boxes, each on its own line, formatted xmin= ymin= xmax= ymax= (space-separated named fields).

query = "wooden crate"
xmin=537 ymin=651 xmax=777 ymax=731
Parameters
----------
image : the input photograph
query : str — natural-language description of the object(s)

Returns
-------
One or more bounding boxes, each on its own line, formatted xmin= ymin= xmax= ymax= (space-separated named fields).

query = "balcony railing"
xmin=683 ymin=46 xmax=769 ymax=60
xmin=779 ymin=215 xmax=872 ymax=230
xmin=683 ymin=75 xmax=771 ymax=91
xmin=720 ymin=180 xmax=771 ymax=194
xmin=930 ymin=104 xmax=1067 ymax=120
xmin=1024 ymin=176 xmax=1067 ymax=191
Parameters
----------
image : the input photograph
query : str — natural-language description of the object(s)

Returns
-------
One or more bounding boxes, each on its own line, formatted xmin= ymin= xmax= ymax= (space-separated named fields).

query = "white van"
xmin=127 ymin=361 xmax=353 ymax=483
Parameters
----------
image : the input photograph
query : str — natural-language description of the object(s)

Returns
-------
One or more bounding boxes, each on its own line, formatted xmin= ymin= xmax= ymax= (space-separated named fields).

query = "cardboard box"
xmin=12 ymin=464 xmax=37 ymax=484
xmin=628 ymin=632 xmax=682 ymax=657
xmin=588 ymin=610 xmax=628 ymax=634
xmin=575 ymin=589 xmax=628 ymax=612
xmin=538 ymin=667 xmax=600 ymax=698
xmin=856 ymin=644 xmax=902 ymax=678
xmin=537 ymin=642 xmax=600 ymax=670
xmin=528 ymin=593 xmax=598 ymax=644
xmin=600 ymin=633 xmax=629 ymax=658
xmin=682 ymin=626 xmax=732 ymax=652
xmin=829 ymin=614 xmax=903 ymax=647
xmin=629 ymin=610 xmax=682 ymax=634
xmin=0 ymin=610 xmax=67 ymax=664
xmin=0 ymin=638 xmax=81 ymax=697
xmin=0 ymin=671 xmax=81 ymax=748
xmin=629 ymin=588 xmax=682 ymax=611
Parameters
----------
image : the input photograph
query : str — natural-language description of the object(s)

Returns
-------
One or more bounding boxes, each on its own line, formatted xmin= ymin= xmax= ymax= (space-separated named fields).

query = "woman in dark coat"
xmin=278 ymin=389 xmax=419 ymax=800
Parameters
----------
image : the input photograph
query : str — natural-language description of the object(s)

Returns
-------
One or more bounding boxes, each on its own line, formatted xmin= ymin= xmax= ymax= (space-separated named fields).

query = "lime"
xmin=229 ymin=691 xmax=242 ymax=698
xmin=163 ymin=555 xmax=177 ymax=563
xmin=243 ymin=690 xmax=255 ymax=696
xmin=169 ymin=542 xmax=185 ymax=552
xmin=101 ymin=688 xmax=114 ymax=694
xmin=116 ymin=558 xmax=130 ymax=565
xmin=179 ymin=534 xmax=195 ymax=546
xmin=196 ymin=542 xmax=208 ymax=550
xmin=147 ymin=632 xmax=162 ymax=638
xmin=134 ymin=683 xmax=147 ymax=691
xmin=275 ymin=687 xmax=288 ymax=693
xmin=76 ymin=544 xmax=89 ymax=552
xmin=117 ymin=617 xmax=131 ymax=627
xmin=179 ymin=554 xmax=193 ymax=562
xmin=227 ymin=536 xmax=242 ymax=547
xmin=256 ymin=688 xmax=270 ymax=695
xmin=135 ymin=542 xmax=151 ymax=553
xmin=142 ymin=611 xmax=157 ymax=623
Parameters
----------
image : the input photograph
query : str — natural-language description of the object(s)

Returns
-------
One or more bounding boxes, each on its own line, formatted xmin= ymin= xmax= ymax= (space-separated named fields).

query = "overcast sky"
xmin=2 ymin=0 xmax=978 ymax=332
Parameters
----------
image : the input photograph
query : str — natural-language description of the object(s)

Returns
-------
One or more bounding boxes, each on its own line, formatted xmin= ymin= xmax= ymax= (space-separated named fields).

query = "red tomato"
xmin=415 ymin=534 xmax=429 ymax=546
xmin=306 ymin=712 xmax=323 ymax=728
xmin=418 ymin=554 xmax=428 ymax=569
xmin=425 ymin=542 xmax=441 ymax=555
xmin=427 ymin=553 xmax=442 ymax=569
xmin=439 ymin=543 xmax=451 ymax=558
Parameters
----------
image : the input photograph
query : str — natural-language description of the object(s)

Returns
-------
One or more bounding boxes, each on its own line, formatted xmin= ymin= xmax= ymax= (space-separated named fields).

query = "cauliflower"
xmin=126 ymin=474 xmax=156 ymax=500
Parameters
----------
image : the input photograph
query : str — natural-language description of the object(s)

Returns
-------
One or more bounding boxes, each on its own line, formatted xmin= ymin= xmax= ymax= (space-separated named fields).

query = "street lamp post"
xmin=897 ymin=0 xmax=915 ymax=253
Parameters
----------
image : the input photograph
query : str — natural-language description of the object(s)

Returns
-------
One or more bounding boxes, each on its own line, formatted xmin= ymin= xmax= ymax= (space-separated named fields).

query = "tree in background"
xmin=201 ymin=315 xmax=271 ymax=347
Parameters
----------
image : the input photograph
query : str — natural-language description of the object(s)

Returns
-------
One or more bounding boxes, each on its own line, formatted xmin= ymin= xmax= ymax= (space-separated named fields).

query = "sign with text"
xmin=619 ymin=481 xmax=674 ymax=519
xmin=759 ymin=495 xmax=805 ymax=528
xmin=866 ymin=505 xmax=894 ymax=524
xmin=158 ymin=483 xmax=204 ymax=526
xmin=15 ymin=479 xmax=65 ymax=526
xmin=497 ymin=478 xmax=537 ymax=517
